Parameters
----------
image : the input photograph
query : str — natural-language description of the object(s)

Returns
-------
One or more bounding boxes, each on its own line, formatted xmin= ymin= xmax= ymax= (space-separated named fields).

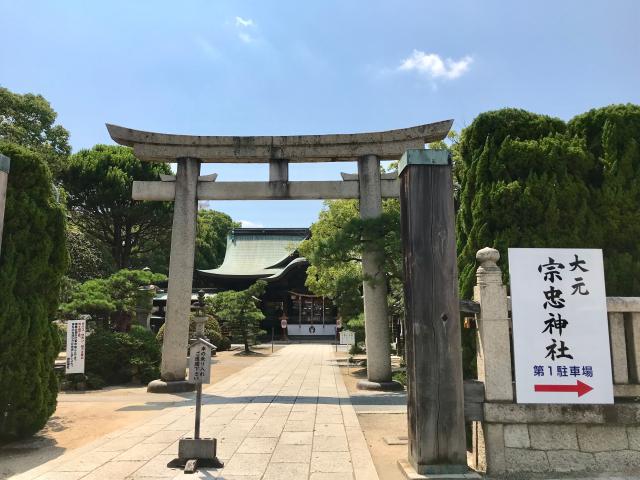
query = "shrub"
xmin=0 ymin=142 xmax=67 ymax=441
xmin=156 ymin=314 xmax=230 ymax=352
xmin=82 ymin=325 xmax=160 ymax=386
xmin=392 ymin=371 xmax=407 ymax=386
xmin=217 ymin=335 xmax=232 ymax=352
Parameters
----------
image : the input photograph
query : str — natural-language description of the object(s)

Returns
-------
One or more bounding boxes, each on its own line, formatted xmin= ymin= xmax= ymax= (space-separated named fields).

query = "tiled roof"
xmin=198 ymin=228 xmax=309 ymax=280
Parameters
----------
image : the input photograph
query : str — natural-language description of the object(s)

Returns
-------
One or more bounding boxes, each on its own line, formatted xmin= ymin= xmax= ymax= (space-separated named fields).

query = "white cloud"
xmin=398 ymin=50 xmax=473 ymax=80
xmin=240 ymin=220 xmax=264 ymax=228
xmin=235 ymin=16 xmax=254 ymax=28
xmin=233 ymin=16 xmax=256 ymax=43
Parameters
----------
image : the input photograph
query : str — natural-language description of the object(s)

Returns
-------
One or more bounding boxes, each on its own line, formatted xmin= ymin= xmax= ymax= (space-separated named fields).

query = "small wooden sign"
xmin=340 ymin=330 xmax=355 ymax=345
xmin=188 ymin=338 xmax=214 ymax=384
xmin=66 ymin=319 xmax=86 ymax=374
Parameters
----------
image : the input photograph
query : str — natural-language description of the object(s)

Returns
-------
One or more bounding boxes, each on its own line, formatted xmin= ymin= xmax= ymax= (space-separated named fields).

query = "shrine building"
xmin=197 ymin=227 xmax=337 ymax=339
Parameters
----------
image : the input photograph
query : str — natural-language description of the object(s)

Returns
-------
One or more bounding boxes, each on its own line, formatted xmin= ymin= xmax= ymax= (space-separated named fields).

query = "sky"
xmin=1 ymin=0 xmax=639 ymax=228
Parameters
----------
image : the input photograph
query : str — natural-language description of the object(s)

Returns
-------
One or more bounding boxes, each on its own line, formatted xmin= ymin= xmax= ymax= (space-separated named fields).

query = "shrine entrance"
xmin=107 ymin=120 xmax=469 ymax=475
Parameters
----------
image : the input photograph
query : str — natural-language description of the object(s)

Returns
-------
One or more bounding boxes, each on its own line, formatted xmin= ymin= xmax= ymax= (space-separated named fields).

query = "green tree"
xmin=65 ymin=224 xmax=111 ymax=282
xmin=0 ymin=87 xmax=71 ymax=177
xmin=298 ymin=198 xmax=402 ymax=319
xmin=61 ymin=269 xmax=166 ymax=330
xmin=61 ymin=145 xmax=173 ymax=271
xmin=567 ymin=104 xmax=640 ymax=296
xmin=156 ymin=314 xmax=231 ymax=352
xmin=82 ymin=325 xmax=161 ymax=386
xmin=195 ymin=209 xmax=238 ymax=270
xmin=207 ymin=281 xmax=267 ymax=353
xmin=0 ymin=142 xmax=68 ymax=440
xmin=456 ymin=109 xmax=593 ymax=299
xmin=457 ymin=105 xmax=640 ymax=299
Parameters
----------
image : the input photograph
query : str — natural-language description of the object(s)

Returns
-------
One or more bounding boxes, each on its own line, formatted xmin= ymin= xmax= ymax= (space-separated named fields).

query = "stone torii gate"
xmin=108 ymin=120 xmax=468 ymax=474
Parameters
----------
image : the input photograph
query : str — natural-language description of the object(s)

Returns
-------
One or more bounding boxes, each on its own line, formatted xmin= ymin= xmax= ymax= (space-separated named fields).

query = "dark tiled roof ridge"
xmin=232 ymin=227 xmax=310 ymax=237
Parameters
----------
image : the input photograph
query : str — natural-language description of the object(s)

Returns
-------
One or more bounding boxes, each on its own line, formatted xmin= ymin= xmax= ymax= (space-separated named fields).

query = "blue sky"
xmin=1 ymin=0 xmax=639 ymax=228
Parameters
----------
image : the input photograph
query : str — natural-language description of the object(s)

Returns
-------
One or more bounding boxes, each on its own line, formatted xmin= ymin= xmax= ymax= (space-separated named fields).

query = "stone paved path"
xmin=14 ymin=344 xmax=378 ymax=480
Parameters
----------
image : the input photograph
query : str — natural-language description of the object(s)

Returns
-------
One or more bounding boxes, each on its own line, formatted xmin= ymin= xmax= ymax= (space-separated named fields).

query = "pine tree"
xmin=0 ymin=142 xmax=67 ymax=440
xmin=208 ymin=281 xmax=267 ymax=353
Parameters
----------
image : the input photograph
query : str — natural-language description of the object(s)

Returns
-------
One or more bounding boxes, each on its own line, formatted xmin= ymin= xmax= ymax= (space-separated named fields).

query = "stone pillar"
xmin=148 ymin=157 xmax=200 ymax=393
xmin=474 ymin=247 xmax=514 ymax=401
xmin=357 ymin=154 xmax=395 ymax=389
xmin=0 ymin=154 xmax=9 ymax=255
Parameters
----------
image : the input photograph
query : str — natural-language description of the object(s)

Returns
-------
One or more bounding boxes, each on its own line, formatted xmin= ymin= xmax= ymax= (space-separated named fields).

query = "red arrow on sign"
xmin=534 ymin=380 xmax=593 ymax=397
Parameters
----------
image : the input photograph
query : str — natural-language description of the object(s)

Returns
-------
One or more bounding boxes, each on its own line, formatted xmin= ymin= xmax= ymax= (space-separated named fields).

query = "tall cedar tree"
xmin=0 ymin=142 xmax=67 ymax=440
xmin=567 ymin=104 xmax=640 ymax=296
xmin=456 ymin=109 xmax=594 ymax=298
xmin=62 ymin=145 xmax=173 ymax=271
xmin=0 ymin=87 xmax=71 ymax=178
xmin=457 ymin=106 xmax=640 ymax=298
xmin=208 ymin=281 xmax=267 ymax=353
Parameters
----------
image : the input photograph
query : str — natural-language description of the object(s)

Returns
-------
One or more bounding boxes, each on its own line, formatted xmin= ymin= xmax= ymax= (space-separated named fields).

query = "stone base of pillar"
xmin=397 ymin=459 xmax=479 ymax=479
xmin=147 ymin=379 xmax=195 ymax=393
xmin=356 ymin=379 xmax=404 ymax=391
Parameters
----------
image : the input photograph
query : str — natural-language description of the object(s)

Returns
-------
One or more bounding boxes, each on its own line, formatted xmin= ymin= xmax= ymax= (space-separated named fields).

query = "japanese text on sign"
xmin=66 ymin=319 xmax=86 ymax=374
xmin=340 ymin=330 xmax=355 ymax=345
xmin=188 ymin=341 xmax=211 ymax=384
xmin=509 ymin=249 xmax=613 ymax=404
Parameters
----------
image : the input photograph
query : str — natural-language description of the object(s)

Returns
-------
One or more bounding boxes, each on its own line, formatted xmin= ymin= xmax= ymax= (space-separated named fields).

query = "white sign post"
xmin=340 ymin=330 xmax=356 ymax=346
xmin=65 ymin=319 xmax=86 ymax=374
xmin=509 ymin=248 xmax=613 ymax=404
xmin=188 ymin=338 xmax=212 ymax=385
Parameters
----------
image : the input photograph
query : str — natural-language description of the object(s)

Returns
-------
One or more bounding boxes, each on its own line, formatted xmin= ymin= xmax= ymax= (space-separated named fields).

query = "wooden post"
xmin=399 ymin=149 xmax=467 ymax=475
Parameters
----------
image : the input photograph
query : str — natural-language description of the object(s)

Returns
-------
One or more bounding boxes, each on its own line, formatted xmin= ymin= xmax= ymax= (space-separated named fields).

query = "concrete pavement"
xmin=13 ymin=344 xmax=378 ymax=480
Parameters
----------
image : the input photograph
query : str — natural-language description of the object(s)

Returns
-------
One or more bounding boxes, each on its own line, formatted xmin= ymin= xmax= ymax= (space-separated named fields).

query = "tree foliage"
xmin=82 ymin=325 xmax=161 ymax=386
xmin=0 ymin=142 xmax=68 ymax=440
xmin=0 ymin=87 xmax=71 ymax=177
xmin=298 ymin=198 xmax=402 ymax=320
xmin=156 ymin=314 xmax=231 ymax=352
xmin=61 ymin=269 xmax=166 ymax=330
xmin=195 ymin=209 xmax=238 ymax=270
xmin=207 ymin=281 xmax=267 ymax=353
xmin=456 ymin=105 xmax=640 ymax=299
xmin=567 ymin=104 xmax=640 ymax=295
xmin=61 ymin=145 xmax=173 ymax=272
xmin=65 ymin=224 xmax=111 ymax=282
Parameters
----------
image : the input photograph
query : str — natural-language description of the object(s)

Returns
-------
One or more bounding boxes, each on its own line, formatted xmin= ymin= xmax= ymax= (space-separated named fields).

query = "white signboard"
xmin=340 ymin=330 xmax=356 ymax=345
xmin=509 ymin=248 xmax=613 ymax=404
xmin=65 ymin=319 xmax=86 ymax=374
xmin=188 ymin=340 xmax=212 ymax=384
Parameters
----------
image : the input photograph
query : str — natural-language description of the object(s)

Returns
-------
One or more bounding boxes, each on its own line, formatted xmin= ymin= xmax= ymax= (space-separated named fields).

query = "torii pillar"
xmin=149 ymin=158 xmax=200 ymax=391
xmin=357 ymin=154 xmax=398 ymax=389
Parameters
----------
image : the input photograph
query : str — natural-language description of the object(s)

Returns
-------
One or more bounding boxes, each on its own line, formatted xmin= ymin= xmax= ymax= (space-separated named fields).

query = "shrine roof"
xmin=105 ymin=120 xmax=453 ymax=163
xmin=198 ymin=228 xmax=310 ymax=281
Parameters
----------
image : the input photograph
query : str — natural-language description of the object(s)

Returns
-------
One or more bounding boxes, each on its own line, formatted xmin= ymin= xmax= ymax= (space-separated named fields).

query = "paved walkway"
xmin=15 ymin=344 xmax=378 ymax=480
